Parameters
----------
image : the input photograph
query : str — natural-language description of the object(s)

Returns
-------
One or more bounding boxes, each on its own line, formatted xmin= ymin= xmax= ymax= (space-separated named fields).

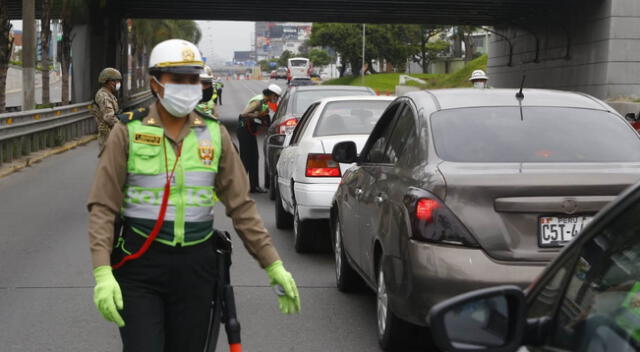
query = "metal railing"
xmin=0 ymin=91 xmax=155 ymax=166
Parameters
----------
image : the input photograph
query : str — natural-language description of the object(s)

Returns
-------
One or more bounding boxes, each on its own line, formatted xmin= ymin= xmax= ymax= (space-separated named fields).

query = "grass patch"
xmin=323 ymin=54 xmax=488 ymax=91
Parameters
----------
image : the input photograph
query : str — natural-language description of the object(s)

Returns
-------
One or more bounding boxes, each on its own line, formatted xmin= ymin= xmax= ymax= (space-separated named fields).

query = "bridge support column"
xmin=71 ymin=1 xmax=122 ymax=103
xmin=21 ymin=0 xmax=35 ymax=110
xmin=488 ymin=0 xmax=640 ymax=100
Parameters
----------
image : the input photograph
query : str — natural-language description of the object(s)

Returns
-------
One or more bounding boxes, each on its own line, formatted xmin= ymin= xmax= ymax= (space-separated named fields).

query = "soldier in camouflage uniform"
xmin=93 ymin=68 xmax=122 ymax=150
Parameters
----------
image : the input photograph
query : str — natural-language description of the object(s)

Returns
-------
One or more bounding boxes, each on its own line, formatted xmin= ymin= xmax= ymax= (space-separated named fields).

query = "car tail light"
xmin=406 ymin=192 xmax=479 ymax=247
xmin=416 ymin=198 xmax=440 ymax=222
xmin=277 ymin=118 xmax=298 ymax=134
xmin=306 ymin=154 xmax=341 ymax=177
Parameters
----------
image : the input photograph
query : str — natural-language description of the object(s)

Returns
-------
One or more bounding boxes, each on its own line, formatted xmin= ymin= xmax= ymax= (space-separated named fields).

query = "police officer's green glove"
xmin=265 ymin=260 xmax=301 ymax=314
xmin=92 ymin=265 xmax=125 ymax=327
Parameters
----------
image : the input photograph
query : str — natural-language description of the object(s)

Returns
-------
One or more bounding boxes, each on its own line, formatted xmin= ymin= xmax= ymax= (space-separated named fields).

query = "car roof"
xmin=314 ymin=95 xmax=395 ymax=104
xmin=403 ymin=88 xmax=611 ymax=111
xmin=292 ymin=85 xmax=374 ymax=92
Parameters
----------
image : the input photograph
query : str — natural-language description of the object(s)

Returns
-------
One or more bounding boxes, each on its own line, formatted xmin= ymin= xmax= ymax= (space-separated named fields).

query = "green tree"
xmin=0 ymin=0 xmax=15 ymax=112
xmin=277 ymin=50 xmax=293 ymax=68
xmin=412 ymin=25 xmax=447 ymax=73
xmin=259 ymin=58 xmax=279 ymax=72
xmin=309 ymin=48 xmax=331 ymax=67
xmin=310 ymin=23 xmax=362 ymax=76
xmin=452 ymin=26 xmax=479 ymax=62
xmin=40 ymin=0 xmax=52 ymax=104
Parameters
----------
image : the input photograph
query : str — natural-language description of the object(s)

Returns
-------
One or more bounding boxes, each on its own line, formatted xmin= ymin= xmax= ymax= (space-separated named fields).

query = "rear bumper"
xmin=293 ymin=182 xmax=339 ymax=220
xmin=385 ymin=241 xmax=545 ymax=326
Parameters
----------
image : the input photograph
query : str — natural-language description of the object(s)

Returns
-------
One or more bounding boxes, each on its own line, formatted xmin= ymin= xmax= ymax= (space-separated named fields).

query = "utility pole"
xmin=361 ymin=24 xmax=365 ymax=85
xmin=22 ymin=0 xmax=35 ymax=110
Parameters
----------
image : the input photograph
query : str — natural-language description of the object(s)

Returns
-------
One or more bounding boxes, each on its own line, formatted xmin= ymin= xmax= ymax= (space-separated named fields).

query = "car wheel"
xmin=377 ymin=259 xmax=412 ymax=350
xmin=293 ymin=205 xmax=313 ymax=253
xmin=275 ymin=182 xmax=293 ymax=229
xmin=333 ymin=216 xmax=362 ymax=292
xmin=269 ymin=173 xmax=276 ymax=201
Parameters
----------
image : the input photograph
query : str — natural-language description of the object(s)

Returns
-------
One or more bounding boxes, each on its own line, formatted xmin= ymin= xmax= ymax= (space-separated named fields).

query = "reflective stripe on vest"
xmin=122 ymin=119 xmax=222 ymax=246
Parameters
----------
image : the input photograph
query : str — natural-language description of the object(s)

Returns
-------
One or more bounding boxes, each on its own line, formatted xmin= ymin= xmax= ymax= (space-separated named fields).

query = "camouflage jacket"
xmin=93 ymin=87 xmax=120 ymax=136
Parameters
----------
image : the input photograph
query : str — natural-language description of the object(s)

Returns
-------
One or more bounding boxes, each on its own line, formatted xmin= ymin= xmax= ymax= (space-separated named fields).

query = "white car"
xmin=274 ymin=95 xmax=395 ymax=252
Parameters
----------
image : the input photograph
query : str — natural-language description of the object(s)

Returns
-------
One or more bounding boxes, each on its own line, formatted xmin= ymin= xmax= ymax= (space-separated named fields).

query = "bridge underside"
xmin=9 ymin=0 xmax=572 ymax=25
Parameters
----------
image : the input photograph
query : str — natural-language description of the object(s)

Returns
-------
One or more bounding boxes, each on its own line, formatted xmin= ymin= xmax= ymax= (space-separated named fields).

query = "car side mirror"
xmin=267 ymin=134 xmax=286 ymax=147
xmin=332 ymin=141 xmax=358 ymax=164
xmin=428 ymin=285 xmax=526 ymax=352
xmin=625 ymin=113 xmax=637 ymax=122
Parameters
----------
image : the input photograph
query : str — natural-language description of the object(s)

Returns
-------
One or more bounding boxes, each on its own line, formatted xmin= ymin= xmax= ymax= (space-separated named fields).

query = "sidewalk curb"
xmin=0 ymin=135 xmax=97 ymax=179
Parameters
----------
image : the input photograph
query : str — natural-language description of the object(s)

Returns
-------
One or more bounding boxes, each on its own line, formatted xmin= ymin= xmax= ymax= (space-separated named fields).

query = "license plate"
xmin=538 ymin=216 xmax=592 ymax=247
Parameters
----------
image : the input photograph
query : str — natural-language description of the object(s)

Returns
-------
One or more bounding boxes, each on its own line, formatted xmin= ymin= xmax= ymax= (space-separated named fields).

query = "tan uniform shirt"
xmin=87 ymin=103 xmax=281 ymax=269
xmin=239 ymin=100 xmax=264 ymax=119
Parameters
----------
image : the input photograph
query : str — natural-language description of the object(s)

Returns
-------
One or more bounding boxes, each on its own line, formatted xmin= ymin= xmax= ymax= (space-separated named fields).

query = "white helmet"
xmin=200 ymin=65 xmax=214 ymax=82
xmin=149 ymin=39 xmax=203 ymax=75
xmin=469 ymin=69 xmax=489 ymax=82
xmin=266 ymin=83 xmax=283 ymax=96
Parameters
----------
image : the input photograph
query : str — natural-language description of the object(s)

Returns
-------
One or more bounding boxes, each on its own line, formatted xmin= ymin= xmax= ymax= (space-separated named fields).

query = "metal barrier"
xmin=0 ymin=90 xmax=155 ymax=166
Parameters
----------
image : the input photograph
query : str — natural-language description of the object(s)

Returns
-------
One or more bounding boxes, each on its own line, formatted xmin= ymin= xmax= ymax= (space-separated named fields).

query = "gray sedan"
xmin=330 ymin=88 xmax=640 ymax=350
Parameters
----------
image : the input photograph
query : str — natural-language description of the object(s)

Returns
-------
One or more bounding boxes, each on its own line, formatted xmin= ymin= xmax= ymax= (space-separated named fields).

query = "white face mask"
xmin=473 ymin=81 xmax=487 ymax=89
xmin=153 ymin=77 xmax=202 ymax=118
xmin=115 ymin=82 xmax=121 ymax=91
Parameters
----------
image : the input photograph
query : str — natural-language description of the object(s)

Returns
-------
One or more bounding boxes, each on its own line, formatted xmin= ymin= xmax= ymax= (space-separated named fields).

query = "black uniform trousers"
xmin=217 ymin=89 xmax=222 ymax=105
xmin=237 ymin=125 xmax=260 ymax=190
xmin=112 ymin=228 xmax=217 ymax=352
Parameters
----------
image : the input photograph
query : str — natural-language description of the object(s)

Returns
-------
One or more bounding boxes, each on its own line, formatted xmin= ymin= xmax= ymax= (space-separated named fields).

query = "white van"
xmin=287 ymin=57 xmax=311 ymax=82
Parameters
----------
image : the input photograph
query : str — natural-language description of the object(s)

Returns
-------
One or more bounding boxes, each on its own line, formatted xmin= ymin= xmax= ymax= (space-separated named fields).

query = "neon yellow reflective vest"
xmin=122 ymin=117 xmax=222 ymax=246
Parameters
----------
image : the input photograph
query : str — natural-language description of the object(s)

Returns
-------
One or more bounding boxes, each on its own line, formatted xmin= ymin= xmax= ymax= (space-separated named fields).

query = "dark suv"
xmin=263 ymin=85 xmax=375 ymax=199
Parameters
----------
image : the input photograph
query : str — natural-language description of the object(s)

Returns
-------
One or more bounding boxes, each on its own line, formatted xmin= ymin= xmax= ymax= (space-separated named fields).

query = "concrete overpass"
xmin=6 ymin=0 xmax=640 ymax=100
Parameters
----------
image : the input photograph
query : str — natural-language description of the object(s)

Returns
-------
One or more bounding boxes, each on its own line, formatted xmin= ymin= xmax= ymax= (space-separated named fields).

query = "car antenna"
xmin=516 ymin=75 xmax=526 ymax=121
xmin=516 ymin=75 xmax=526 ymax=100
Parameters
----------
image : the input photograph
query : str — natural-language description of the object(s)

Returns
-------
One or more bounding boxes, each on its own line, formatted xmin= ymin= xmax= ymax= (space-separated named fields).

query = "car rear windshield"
xmin=314 ymin=100 xmax=390 ymax=137
xmin=431 ymin=107 xmax=640 ymax=162
xmin=293 ymin=90 xmax=373 ymax=114
xmin=289 ymin=59 xmax=308 ymax=67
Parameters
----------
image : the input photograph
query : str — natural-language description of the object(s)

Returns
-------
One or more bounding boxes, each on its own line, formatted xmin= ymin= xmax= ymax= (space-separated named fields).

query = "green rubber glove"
xmin=92 ymin=265 xmax=125 ymax=327
xmin=265 ymin=260 xmax=301 ymax=314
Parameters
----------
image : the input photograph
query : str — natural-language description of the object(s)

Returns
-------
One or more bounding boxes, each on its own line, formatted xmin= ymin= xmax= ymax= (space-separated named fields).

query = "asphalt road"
xmin=0 ymin=80 xmax=428 ymax=351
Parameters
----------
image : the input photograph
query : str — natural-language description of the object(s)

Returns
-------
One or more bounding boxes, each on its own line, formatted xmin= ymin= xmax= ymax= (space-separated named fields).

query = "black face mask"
xmin=201 ymin=87 xmax=214 ymax=103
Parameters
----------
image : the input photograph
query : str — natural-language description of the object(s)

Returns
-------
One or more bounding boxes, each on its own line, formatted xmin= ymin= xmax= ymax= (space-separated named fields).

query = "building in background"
xmin=233 ymin=50 xmax=256 ymax=66
xmin=254 ymin=22 xmax=312 ymax=61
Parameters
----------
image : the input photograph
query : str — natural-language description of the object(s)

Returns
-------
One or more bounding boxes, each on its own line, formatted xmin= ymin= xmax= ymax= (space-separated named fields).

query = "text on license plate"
xmin=539 ymin=216 xmax=592 ymax=247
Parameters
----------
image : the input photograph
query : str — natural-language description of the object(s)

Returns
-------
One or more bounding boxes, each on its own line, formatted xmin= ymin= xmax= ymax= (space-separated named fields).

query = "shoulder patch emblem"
xmin=134 ymin=133 xmax=162 ymax=146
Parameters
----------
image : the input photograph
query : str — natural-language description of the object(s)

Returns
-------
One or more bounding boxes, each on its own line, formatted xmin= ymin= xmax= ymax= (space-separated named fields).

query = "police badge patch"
xmin=199 ymin=142 xmax=214 ymax=165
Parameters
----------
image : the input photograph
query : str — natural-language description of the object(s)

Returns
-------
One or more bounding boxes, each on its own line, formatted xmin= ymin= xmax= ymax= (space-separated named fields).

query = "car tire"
xmin=275 ymin=182 xmax=293 ymax=229
xmin=377 ymin=259 xmax=413 ymax=351
xmin=293 ymin=205 xmax=314 ymax=253
xmin=333 ymin=216 xmax=362 ymax=292
xmin=269 ymin=173 xmax=276 ymax=201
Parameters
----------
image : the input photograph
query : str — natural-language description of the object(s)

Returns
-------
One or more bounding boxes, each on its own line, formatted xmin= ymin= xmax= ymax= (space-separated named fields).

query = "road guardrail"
xmin=0 ymin=90 xmax=155 ymax=166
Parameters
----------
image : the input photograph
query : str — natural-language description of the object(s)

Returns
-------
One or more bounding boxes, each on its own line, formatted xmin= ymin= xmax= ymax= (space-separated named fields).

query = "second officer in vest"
xmin=238 ymin=84 xmax=282 ymax=193
xmin=87 ymin=39 xmax=300 ymax=352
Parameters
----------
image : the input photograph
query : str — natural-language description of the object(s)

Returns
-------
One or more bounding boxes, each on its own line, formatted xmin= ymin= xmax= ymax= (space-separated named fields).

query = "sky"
xmin=11 ymin=20 xmax=254 ymax=63
xmin=196 ymin=21 xmax=254 ymax=63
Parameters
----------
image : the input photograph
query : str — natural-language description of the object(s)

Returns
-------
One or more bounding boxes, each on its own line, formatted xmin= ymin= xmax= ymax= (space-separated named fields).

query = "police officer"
xmin=93 ymin=68 xmax=122 ymax=150
xmin=196 ymin=65 xmax=218 ymax=118
xmin=238 ymin=84 xmax=282 ymax=193
xmin=215 ymin=78 xmax=224 ymax=105
xmin=469 ymin=69 xmax=490 ymax=88
xmin=87 ymin=39 xmax=300 ymax=352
